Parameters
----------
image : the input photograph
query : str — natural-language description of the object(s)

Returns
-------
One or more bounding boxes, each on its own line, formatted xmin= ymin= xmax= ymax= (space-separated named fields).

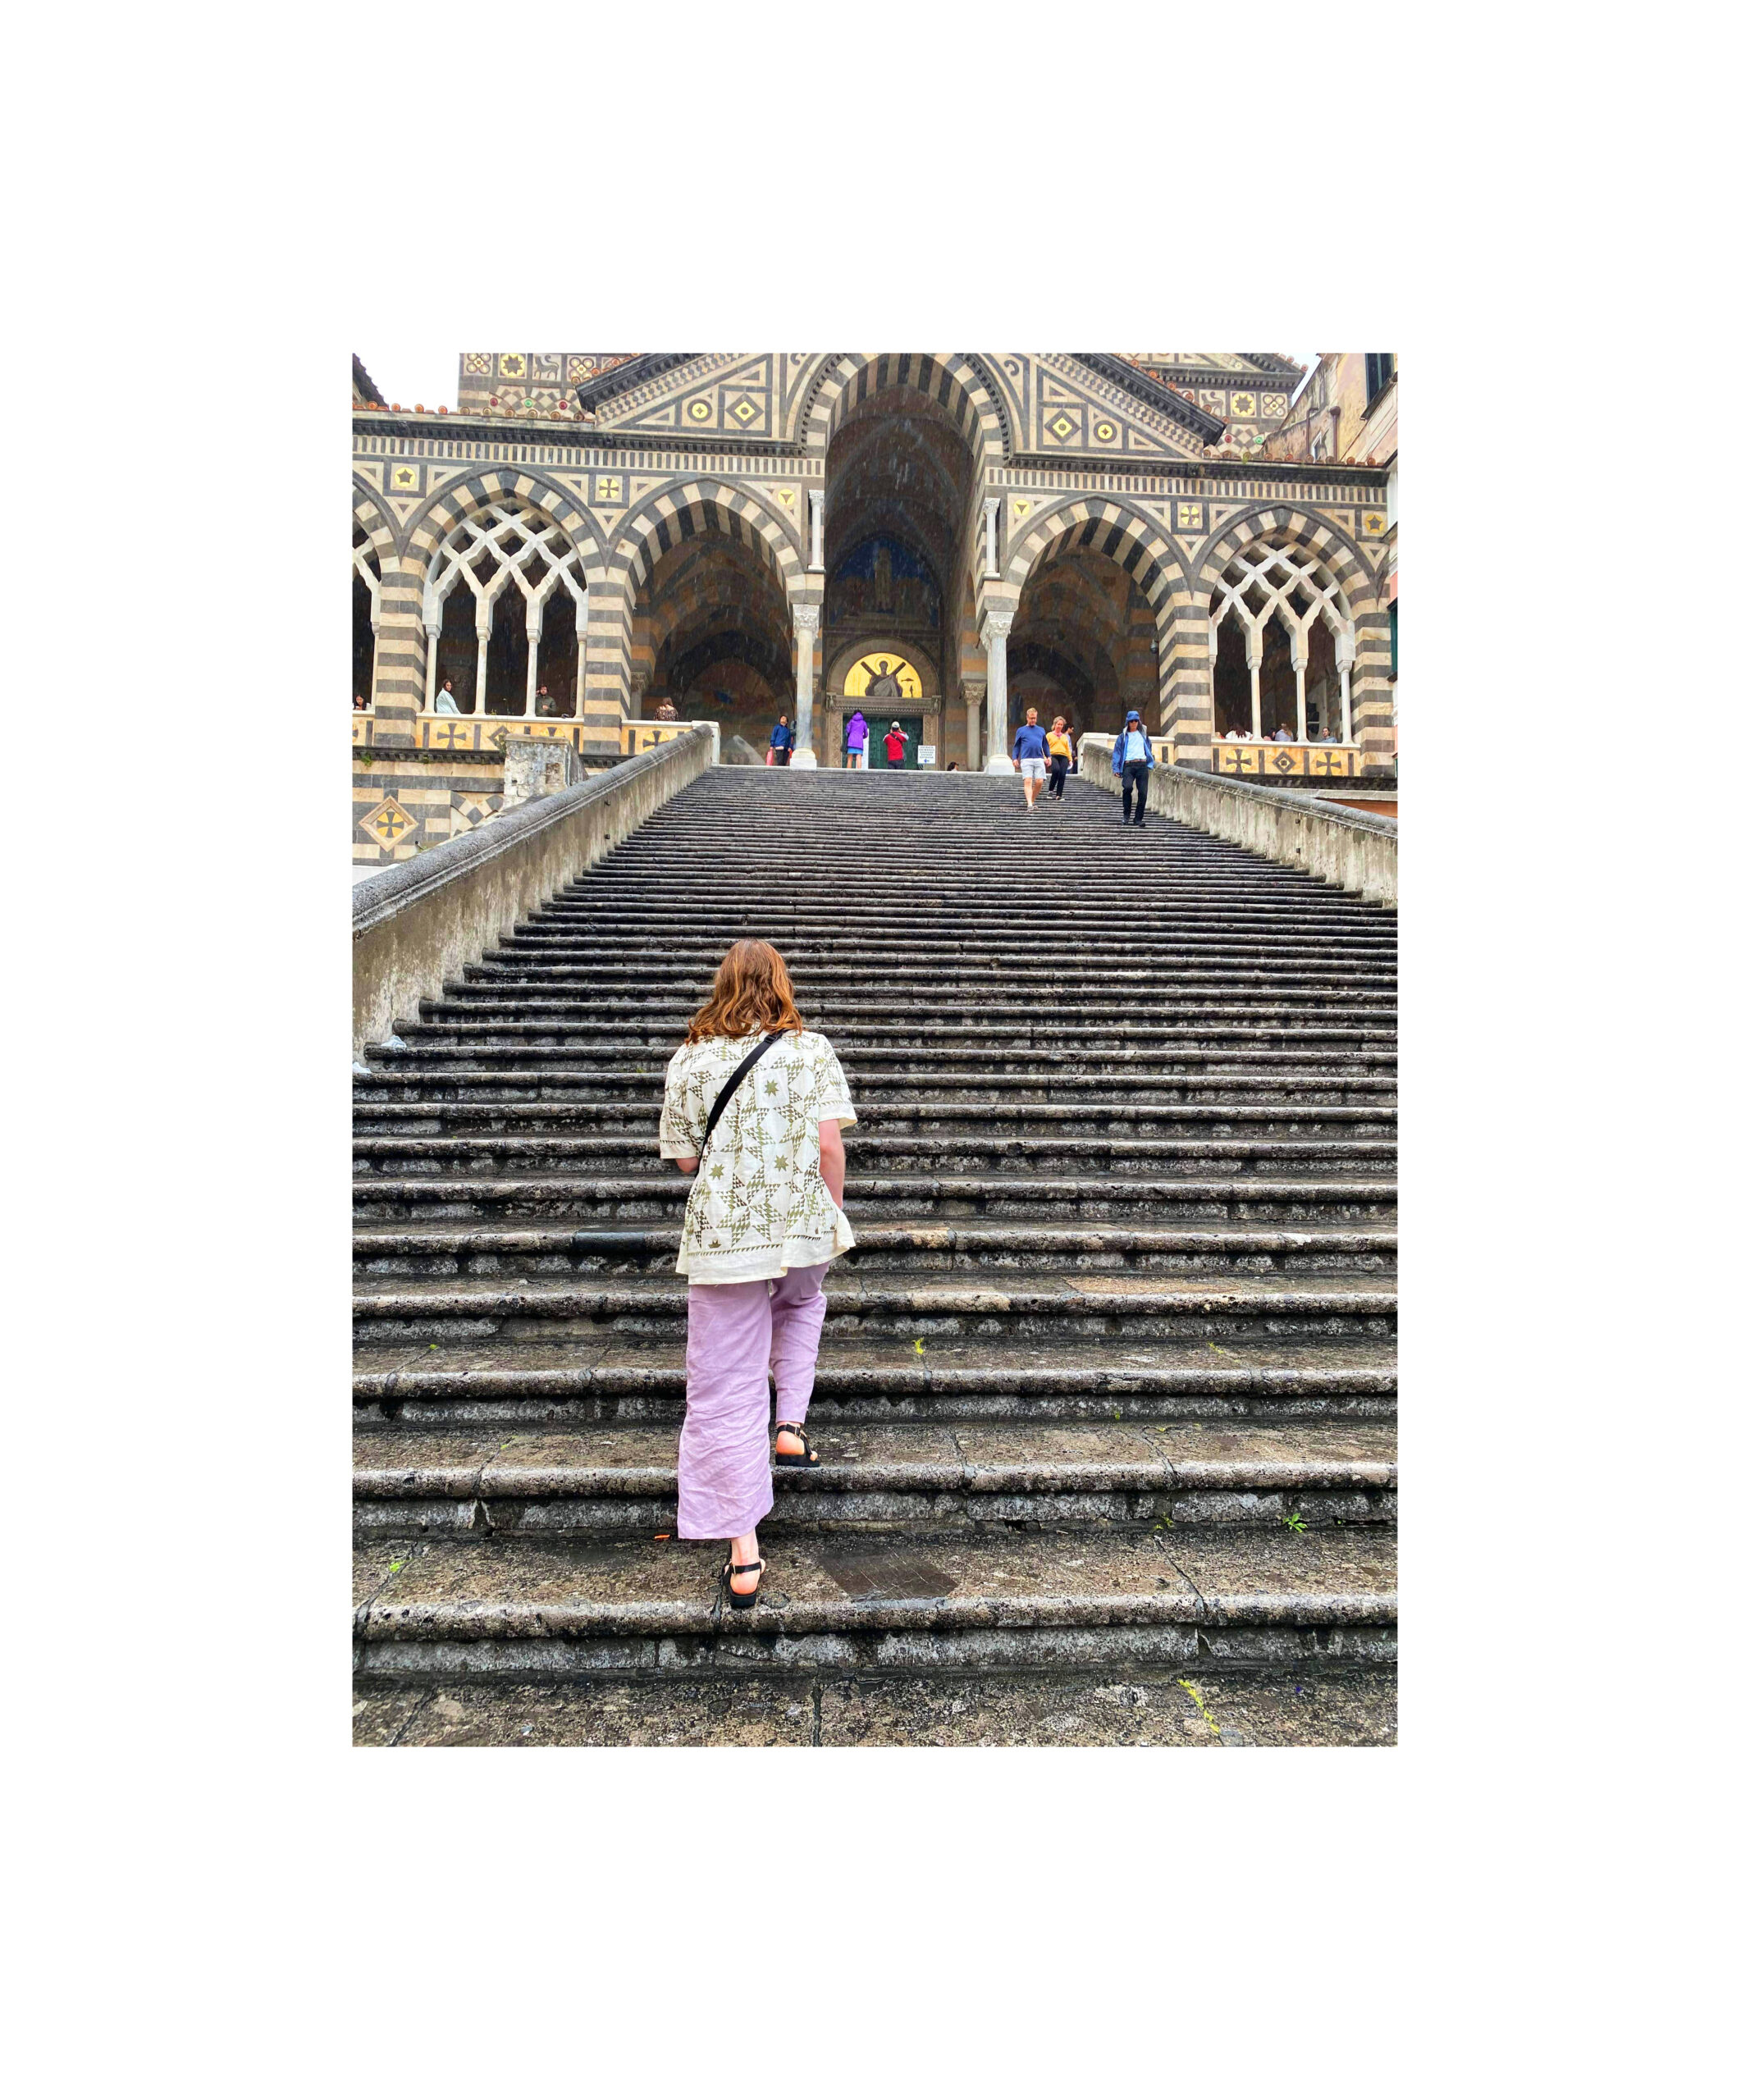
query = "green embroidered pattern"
xmin=659 ymin=1030 xmax=857 ymax=1282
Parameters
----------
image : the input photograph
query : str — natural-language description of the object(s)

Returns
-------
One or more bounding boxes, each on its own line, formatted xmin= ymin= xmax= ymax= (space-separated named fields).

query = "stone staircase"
xmin=353 ymin=769 xmax=1397 ymax=1747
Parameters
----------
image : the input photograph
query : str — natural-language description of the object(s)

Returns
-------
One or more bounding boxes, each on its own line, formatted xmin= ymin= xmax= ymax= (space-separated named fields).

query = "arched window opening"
xmin=352 ymin=525 xmax=381 ymax=707
xmin=423 ymin=502 xmax=587 ymax=718
xmin=1209 ymin=540 xmax=1355 ymax=743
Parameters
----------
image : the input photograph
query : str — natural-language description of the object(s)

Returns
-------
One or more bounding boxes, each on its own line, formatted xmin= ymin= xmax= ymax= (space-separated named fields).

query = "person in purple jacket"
xmin=843 ymin=709 xmax=868 ymax=769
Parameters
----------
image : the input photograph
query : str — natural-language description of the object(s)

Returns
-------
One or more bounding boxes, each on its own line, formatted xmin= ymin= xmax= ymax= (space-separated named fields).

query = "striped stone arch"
xmin=1000 ymin=495 xmax=1195 ymax=737
xmin=1002 ymin=495 xmax=1190 ymax=614
xmin=404 ymin=465 xmax=609 ymax=582
xmin=351 ymin=476 xmax=397 ymax=563
xmin=606 ymin=477 xmax=805 ymax=600
xmin=802 ymin=354 xmax=1007 ymax=474
xmin=1193 ymin=503 xmax=1392 ymax=773
xmin=1195 ymin=503 xmax=1378 ymax=613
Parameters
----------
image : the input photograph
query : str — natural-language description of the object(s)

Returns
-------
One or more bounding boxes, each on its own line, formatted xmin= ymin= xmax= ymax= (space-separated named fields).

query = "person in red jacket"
xmin=882 ymin=720 xmax=909 ymax=767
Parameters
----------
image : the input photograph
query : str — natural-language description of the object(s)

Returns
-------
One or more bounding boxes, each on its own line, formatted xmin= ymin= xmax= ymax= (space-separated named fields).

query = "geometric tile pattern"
xmin=1216 ymin=742 xmax=1360 ymax=778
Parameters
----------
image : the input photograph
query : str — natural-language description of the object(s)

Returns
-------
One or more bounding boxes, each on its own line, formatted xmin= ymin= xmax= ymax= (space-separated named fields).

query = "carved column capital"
xmin=792 ymin=601 xmax=821 ymax=633
xmin=981 ymin=607 xmax=1015 ymax=644
xmin=961 ymin=678 xmax=987 ymax=705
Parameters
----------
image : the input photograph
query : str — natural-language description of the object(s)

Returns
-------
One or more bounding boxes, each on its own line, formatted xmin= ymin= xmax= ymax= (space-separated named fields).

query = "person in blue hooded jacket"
xmin=1111 ymin=709 xmax=1154 ymax=827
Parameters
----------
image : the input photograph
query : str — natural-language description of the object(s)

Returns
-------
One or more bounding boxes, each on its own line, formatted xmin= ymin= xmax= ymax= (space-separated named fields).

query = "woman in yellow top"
xmin=1045 ymin=716 xmax=1074 ymax=801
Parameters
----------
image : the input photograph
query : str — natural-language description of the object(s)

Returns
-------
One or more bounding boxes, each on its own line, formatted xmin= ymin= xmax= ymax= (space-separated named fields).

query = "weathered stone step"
xmin=353 ymin=1101 xmax=1398 ymax=1140
xmin=354 ymin=1057 xmax=1399 ymax=1103
xmin=354 ymin=1090 xmax=1401 ymax=1135
xmin=353 ymin=1134 xmax=1398 ymax=1179
xmin=353 ymin=1419 xmax=1397 ymax=1538
xmin=509 ymin=938 xmax=1400 ymax=968
xmin=454 ymin=979 xmax=1399 ymax=1016
xmin=354 ymin=1332 xmax=1397 ymax=1427
xmin=354 ymin=1217 xmax=1395 ymax=1275
xmin=353 ymin=1664 xmax=1399 ymax=1747
xmin=373 ymin=1026 xmax=1399 ymax=1066
xmin=351 ymin=1524 xmax=1396 ymax=1678
xmin=351 ymin=1269 xmax=1397 ymax=1347
xmin=351 ymin=1171 xmax=1398 ymax=1226
xmin=482 ymin=952 xmax=1400 ymax=990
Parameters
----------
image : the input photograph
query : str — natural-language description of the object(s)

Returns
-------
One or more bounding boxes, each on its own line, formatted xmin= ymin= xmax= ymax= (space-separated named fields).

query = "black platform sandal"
xmin=723 ymin=1556 xmax=766 ymax=1609
xmin=774 ymin=1423 xmax=822 ymax=1470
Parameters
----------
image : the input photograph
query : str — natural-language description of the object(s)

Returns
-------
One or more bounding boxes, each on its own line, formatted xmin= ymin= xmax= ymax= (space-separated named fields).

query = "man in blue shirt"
xmin=1012 ymin=707 xmax=1051 ymax=809
xmin=1111 ymin=709 xmax=1154 ymax=827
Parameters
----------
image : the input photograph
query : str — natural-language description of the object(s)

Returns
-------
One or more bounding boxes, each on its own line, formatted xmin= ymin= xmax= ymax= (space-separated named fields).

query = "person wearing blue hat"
xmin=1111 ymin=709 xmax=1155 ymax=827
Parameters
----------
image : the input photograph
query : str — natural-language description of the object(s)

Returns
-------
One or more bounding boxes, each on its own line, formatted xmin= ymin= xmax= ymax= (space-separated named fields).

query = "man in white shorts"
xmin=1011 ymin=706 xmax=1051 ymax=810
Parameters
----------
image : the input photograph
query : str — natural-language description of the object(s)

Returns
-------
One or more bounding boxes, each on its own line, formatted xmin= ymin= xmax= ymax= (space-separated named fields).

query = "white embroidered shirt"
xmin=659 ymin=1029 xmax=857 ymax=1284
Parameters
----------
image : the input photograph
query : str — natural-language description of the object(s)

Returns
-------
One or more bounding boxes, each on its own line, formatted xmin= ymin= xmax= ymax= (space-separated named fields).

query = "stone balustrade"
xmin=1080 ymin=734 xmax=1396 ymax=906
xmin=353 ymin=724 xmax=714 ymax=1058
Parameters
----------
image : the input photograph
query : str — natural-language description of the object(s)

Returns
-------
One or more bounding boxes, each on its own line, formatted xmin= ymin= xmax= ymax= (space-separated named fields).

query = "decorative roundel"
xmin=1094 ymin=420 xmax=1117 ymax=442
xmin=688 ymin=399 xmax=712 ymax=421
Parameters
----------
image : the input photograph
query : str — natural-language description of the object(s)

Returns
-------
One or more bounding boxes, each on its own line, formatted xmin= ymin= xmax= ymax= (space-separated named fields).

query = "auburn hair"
xmin=685 ymin=939 xmax=806 ymax=1043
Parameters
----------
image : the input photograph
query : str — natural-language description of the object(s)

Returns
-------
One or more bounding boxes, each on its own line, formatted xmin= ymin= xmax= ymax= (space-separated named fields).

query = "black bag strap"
xmin=701 ymin=1033 xmax=784 ymax=1155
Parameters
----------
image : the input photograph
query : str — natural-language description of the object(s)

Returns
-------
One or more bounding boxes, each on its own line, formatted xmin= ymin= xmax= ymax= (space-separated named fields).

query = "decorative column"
xmin=1291 ymin=630 xmax=1308 ymax=743
xmin=981 ymin=608 xmax=1015 ymax=772
xmin=1246 ymin=627 xmax=1263 ymax=741
xmin=422 ymin=614 xmax=442 ymax=712
xmin=629 ymin=674 xmax=647 ymax=720
xmin=982 ymin=496 xmax=1001 ymax=578
xmin=962 ymin=678 xmax=985 ymax=771
xmin=475 ymin=600 xmax=492 ymax=720
xmin=791 ymin=602 xmax=820 ymax=769
xmin=523 ymin=597 xmax=543 ymax=717
xmin=808 ymin=491 xmax=825 ymax=573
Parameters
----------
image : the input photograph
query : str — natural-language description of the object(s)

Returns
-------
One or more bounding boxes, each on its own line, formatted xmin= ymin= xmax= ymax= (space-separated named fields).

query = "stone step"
xmin=353 ymin=1419 xmax=1397 ymax=1538
xmin=351 ymin=1269 xmax=1397 ymax=1347
xmin=354 ymin=1219 xmax=1398 ymax=1280
xmin=353 ymin=1134 xmax=1398 ymax=1178
xmin=480 ymin=950 xmax=1400 ymax=988
xmin=351 ymin=1523 xmax=1397 ymax=1679
xmin=507 ymin=937 xmax=1400 ymax=966
xmin=352 ymin=1171 xmax=1398 ymax=1226
xmin=354 ymin=1332 xmax=1397 ymax=1427
xmin=450 ymin=980 xmax=1398 ymax=1016
xmin=353 ymin=1101 xmax=1398 ymax=1139
xmin=353 ymin=1664 xmax=1399 ymax=1746
xmin=354 ymin=1088 xmax=1402 ymax=1131
xmin=371 ymin=1028 xmax=1399 ymax=1067
xmin=353 ymin=1058 xmax=1399 ymax=1103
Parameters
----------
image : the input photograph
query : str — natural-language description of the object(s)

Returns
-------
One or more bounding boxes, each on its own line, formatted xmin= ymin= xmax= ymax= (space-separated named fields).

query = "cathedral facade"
xmin=353 ymin=352 xmax=1396 ymax=863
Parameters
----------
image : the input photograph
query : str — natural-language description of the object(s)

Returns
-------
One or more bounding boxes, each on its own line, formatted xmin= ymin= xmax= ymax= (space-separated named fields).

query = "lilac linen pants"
xmin=677 ymin=1262 xmax=830 ymax=1540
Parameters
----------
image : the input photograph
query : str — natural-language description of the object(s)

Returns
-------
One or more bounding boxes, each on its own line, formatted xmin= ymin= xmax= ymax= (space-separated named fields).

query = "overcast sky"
xmin=355 ymin=346 xmax=1324 ymax=413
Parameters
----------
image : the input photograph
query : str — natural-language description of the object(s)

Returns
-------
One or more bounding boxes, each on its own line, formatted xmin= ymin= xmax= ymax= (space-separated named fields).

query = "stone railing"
xmin=1080 ymin=736 xmax=1396 ymax=906
xmin=352 ymin=712 xmax=718 ymax=764
xmin=353 ymin=724 xmax=714 ymax=1058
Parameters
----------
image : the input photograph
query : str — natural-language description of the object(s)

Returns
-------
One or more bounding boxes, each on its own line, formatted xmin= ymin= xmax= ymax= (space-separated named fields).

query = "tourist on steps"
xmin=883 ymin=719 xmax=910 ymax=767
xmin=1113 ymin=709 xmax=1154 ymax=827
xmin=1012 ymin=707 xmax=1050 ymax=807
xmin=768 ymin=714 xmax=794 ymax=766
xmin=1045 ymin=715 xmax=1072 ymax=799
xmin=659 ymin=939 xmax=857 ymax=1609
xmin=843 ymin=709 xmax=868 ymax=769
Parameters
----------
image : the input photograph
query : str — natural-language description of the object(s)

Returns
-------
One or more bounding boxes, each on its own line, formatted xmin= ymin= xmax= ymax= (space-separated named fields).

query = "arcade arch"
xmin=1208 ymin=537 xmax=1355 ymax=743
xmin=421 ymin=500 xmax=589 ymax=717
xmin=636 ymin=530 xmax=795 ymax=751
